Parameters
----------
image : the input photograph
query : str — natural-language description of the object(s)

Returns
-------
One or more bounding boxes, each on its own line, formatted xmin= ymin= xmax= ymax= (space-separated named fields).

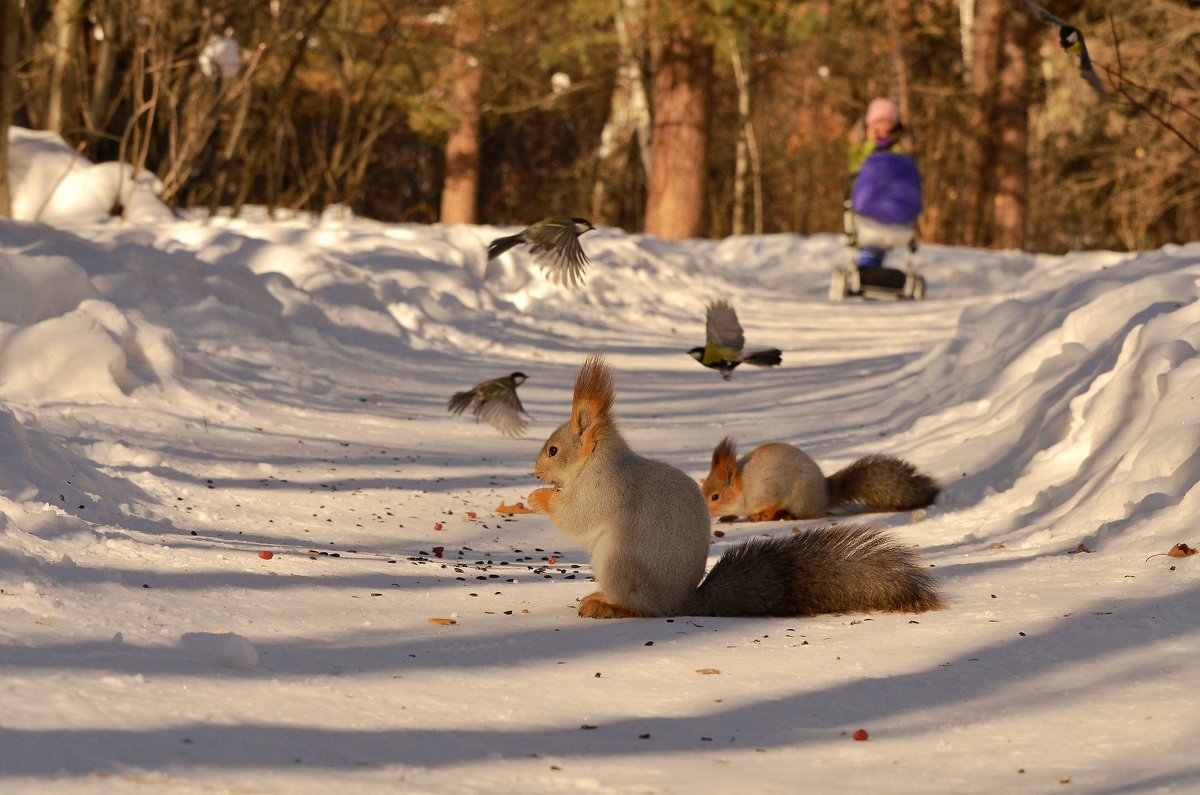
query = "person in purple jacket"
xmin=846 ymin=98 xmax=922 ymax=279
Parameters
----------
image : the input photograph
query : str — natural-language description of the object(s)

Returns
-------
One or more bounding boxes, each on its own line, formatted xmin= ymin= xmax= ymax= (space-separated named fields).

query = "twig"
xmin=1102 ymin=14 xmax=1198 ymax=155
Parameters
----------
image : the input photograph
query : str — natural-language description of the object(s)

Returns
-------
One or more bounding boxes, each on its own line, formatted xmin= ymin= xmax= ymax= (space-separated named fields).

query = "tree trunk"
xmin=86 ymin=5 xmax=119 ymax=155
xmin=884 ymin=0 xmax=913 ymax=130
xmin=958 ymin=0 xmax=975 ymax=81
xmin=591 ymin=0 xmax=651 ymax=226
xmin=644 ymin=19 xmax=712 ymax=241
xmin=960 ymin=0 xmax=1004 ymax=247
xmin=439 ymin=6 xmax=484 ymax=225
xmin=0 ymin=0 xmax=18 ymax=216
xmin=992 ymin=16 xmax=1036 ymax=249
xmin=730 ymin=35 xmax=750 ymax=236
xmin=47 ymin=0 xmax=83 ymax=135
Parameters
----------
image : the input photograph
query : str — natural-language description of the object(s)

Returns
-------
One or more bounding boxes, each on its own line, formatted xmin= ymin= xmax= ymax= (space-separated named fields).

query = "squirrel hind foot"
xmin=748 ymin=505 xmax=796 ymax=522
xmin=578 ymin=592 xmax=646 ymax=619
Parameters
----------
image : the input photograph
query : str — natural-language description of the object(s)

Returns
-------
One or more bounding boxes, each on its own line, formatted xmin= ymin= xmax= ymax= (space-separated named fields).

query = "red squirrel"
xmin=528 ymin=355 xmax=942 ymax=618
xmin=701 ymin=437 xmax=940 ymax=522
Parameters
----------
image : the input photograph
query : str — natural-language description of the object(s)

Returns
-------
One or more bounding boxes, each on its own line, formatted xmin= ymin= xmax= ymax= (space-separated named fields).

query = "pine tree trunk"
xmin=961 ymin=0 xmax=1005 ymax=247
xmin=439 ymin=8 xmax=484 ymax=225
xmin=0 ymin=0 xmax=17 ymax=217
xmin=644 ymin=19 xmax=712 ymax=241
xmin=992 ymin=16 xmax=1036 ymax=250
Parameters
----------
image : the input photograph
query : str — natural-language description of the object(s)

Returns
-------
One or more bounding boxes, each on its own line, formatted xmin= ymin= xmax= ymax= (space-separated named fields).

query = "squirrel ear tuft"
xmin=712 ymin=436 xmax=737 ymax=472
xmin=570 ymin=353 xmax=615 ymax=435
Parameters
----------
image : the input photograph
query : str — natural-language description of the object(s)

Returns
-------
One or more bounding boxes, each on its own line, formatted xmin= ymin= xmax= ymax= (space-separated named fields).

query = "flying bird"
xmin=687 ymin=300 xmax=782 ymax=380
xmin=487 ymin=216 xmax=595 ymax=287
xmin=447 ymin=372 xmax=532 ymax=436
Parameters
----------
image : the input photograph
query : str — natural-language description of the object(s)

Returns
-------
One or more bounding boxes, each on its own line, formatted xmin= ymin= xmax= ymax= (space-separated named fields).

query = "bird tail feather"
xmin=743 ymin=348 xmax=782 ymax=367
xmin=487 ymin=234 xmax=524 ymax=260
xmin=446 ymin=390 xmax=474 ymax=414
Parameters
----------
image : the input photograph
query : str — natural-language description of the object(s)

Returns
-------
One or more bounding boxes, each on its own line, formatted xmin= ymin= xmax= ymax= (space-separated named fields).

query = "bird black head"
xmin=571 ymin=218 xmax=595 ymax=234
xmin=510 ymin=372 xmax=528 ymax=385
xmin=686 ymin=347 xmax=704 ymax=362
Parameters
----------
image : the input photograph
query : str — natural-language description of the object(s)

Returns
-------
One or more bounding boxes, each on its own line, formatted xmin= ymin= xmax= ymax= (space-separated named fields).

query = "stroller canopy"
xmin=851 ymin=150 xmax=923 ymax=226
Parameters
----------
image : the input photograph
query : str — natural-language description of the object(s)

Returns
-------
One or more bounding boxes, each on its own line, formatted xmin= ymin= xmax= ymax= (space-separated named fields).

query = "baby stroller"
xmin=829 ymin=146 xmax=926 ymax=301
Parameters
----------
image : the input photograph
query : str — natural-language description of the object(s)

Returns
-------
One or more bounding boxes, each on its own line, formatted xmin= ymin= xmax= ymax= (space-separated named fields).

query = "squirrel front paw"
xmin=527 ymin=487 xmax=556 ymax=514
xmin=578 ymin=591 xmax=645 ymax=619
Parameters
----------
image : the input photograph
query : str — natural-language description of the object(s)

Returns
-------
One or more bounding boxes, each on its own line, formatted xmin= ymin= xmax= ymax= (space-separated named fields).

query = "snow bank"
xmin=0 ymin=299 xmax=182 ymax=402
xmin=910 ymin=244 xmax=1200 ymax=550
xmin=7 ymin=127 xmax=175 ymax=224
xmin=0 ymin=400 xmax=149 ymax=491
xmin=0 ymin=248 xmax=98 ymax=325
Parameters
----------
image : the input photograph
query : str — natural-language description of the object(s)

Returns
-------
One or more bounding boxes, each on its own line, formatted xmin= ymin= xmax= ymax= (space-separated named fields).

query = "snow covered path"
xmin=1 ymin=179 xmax=1198 ymax=793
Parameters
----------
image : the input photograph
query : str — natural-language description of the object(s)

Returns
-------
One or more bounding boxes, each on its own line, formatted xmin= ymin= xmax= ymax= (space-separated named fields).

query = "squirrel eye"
xmin=709 ymin=492 xmax=719 ymax=501
xmin=548 ymin=445 xmax=558 ymax=457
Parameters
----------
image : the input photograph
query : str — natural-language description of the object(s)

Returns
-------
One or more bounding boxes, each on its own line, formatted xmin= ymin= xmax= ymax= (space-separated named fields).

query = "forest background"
xmin=0 ymin=0 xmax=1196 ymax=253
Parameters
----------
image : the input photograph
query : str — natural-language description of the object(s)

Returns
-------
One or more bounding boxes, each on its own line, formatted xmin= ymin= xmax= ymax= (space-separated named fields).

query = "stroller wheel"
xmin=903 ymin=274 xmax=926 ymax=300
xmin=829 ymin=267 xmax=849 ymax=301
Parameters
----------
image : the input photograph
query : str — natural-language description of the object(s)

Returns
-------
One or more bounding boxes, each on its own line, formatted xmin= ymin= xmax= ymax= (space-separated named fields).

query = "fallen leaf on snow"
xmin=1145 ymin=543 xmax=1197 ymax=562
xmin=427 ymin=617 xmax=457 ymax=625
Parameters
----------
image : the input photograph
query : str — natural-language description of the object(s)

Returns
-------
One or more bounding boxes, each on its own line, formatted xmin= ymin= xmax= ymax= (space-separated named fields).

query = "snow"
xmin=1 ymin=127 xmax=1198 ymax=793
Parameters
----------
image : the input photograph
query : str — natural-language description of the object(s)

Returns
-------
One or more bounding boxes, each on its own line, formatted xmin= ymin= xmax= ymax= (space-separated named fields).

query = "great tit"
xmin=687 ymin=300 xmax=783 ymax=380
xmin=487 ymin=217 xmax=595 ymax=287
xmin=447 ymin=372 xmax=532 ymax=436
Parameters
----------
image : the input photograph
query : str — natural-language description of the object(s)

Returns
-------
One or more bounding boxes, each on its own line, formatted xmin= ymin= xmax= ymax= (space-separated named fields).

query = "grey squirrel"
xmin=527 ymin=354 xmax=942 ymax=618
xmin=702 ymin=437 xmax=940 ymax=522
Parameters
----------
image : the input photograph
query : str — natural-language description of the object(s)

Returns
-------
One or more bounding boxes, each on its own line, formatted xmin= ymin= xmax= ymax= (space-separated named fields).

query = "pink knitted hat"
xmin=865 ymin=97 xmax=899 ymax=127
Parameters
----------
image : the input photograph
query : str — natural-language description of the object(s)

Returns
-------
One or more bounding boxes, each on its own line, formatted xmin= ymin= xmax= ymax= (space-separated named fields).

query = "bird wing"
xmin=529 ymin=222 xmax=590 ymax=288
xmin=476 ymin=381 xmax=531 ymax=437
xmin=705 ymin=300 xmax=745 ymax=354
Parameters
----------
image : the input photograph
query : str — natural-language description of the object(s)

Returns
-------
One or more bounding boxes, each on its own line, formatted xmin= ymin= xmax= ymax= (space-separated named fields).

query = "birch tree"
xmin=47 ymin=0 xmax=83 ymax=135
xmin=591 ymin=0 xmax=652 ymax=226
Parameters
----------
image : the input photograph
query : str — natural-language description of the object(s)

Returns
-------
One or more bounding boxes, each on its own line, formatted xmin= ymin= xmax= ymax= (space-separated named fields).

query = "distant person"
xmin=845 ymin=97 xmax=922 ymax=285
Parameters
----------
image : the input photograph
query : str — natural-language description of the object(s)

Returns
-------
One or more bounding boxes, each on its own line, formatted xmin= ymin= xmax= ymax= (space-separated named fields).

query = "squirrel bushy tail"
xmin=826 ymin=454 xmax=940 ymax=513
xmin=683 ymin=524 xmax=941 ymax=617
